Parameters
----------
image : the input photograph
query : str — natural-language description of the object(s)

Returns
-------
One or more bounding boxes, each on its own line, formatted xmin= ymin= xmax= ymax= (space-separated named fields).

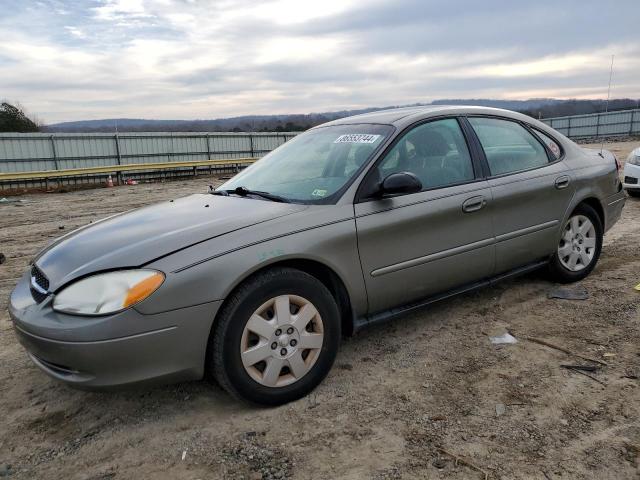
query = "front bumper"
xmin=623 ymin=162 xmax=640 ymax=193
xmin=9 ymin=271 xmax=222 ymax=389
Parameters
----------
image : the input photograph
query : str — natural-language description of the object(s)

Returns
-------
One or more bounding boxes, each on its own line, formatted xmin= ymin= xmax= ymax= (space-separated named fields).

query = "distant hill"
xmin=44 ymin=98 xmax=639 ymax=133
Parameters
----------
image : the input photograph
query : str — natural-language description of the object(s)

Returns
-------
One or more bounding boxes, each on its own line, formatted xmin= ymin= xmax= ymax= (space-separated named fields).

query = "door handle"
xmin=555 ymin=175 xmax=570 ymax=189
xmin=462 ymin=195 xmax=487 ymax=213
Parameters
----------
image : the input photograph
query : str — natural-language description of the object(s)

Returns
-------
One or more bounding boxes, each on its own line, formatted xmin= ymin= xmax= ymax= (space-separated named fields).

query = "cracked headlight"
xmin=53 ymin=270 xmax=165 ymax=316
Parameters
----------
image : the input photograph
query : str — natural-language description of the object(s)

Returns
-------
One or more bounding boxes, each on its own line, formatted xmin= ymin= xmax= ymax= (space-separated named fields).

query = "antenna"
xmin=600 ymin=54 xmax=614 ymax=155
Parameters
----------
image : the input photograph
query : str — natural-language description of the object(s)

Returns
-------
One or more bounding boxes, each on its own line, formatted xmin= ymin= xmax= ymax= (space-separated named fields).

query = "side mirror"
xmin=379 ymin=172 xmax=422 ymax=197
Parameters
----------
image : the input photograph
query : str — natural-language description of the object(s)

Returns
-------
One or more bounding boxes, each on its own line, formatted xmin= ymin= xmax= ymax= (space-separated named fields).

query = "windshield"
xmin=219 ymin=124 xmax=393 ymax=203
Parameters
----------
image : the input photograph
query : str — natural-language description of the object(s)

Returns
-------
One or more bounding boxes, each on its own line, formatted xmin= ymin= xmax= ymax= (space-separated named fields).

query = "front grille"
xmin=30 ymin=265 xmax=50 ymax=303
xmin=624 ymin=176 xmax=638 ymax=185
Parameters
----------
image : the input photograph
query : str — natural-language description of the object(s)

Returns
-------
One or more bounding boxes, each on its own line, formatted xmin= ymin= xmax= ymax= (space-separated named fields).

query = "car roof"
xmin=319 ymin=105 xmax=538 ymax=129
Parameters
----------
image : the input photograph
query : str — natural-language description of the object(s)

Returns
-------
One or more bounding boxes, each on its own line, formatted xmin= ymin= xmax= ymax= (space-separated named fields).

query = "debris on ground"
xmin=560 ymin=364 xmax=599 ymax=372
xmin=524 ymin=336 xmax=608 ymax=366
xmin=0 ymin=253 xmax=5 ymax=265
xmin=489 ymin=332 xmax=518 ymax=345
xmin=0 ymin=197 xmax=25 ymax=204
xmin=0 ymin=464 xmax=12 ymax=477
xmin=563 ymin=366 xmax=607 ymax=386
xmin=436 ymin=447 xmax=488 ymax=480
xmin=495 ymin=403 xmax=506 ymax=416
xmin=547 ymin=285 xmax=589 ymax=300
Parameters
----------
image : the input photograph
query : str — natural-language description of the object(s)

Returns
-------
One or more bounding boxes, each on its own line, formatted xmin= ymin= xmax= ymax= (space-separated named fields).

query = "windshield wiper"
xmin=211 ymin=186 xmax=290 ymax=203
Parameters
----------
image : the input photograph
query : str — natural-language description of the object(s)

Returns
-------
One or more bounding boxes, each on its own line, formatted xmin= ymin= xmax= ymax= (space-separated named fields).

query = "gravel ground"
xmin=0 ymin=141 xmax=639 ymax=480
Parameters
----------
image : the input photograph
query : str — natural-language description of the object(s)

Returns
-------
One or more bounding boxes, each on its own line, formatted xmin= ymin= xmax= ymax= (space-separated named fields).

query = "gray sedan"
xmin=9 ymin=106 xmax=626 ymax=405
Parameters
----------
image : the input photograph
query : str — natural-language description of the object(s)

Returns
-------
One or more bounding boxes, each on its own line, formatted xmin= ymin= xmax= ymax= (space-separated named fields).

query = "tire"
xmin=548 ymin=203 xmax=603 ymax=283
xmin=208 ymin=267 xmax=340 ymax=406
xmin=628 ymin=190 xmax=640 ymax=198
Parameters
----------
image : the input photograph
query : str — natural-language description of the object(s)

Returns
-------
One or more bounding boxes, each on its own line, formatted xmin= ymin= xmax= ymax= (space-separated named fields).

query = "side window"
xmin=377 ymin=118 xmax=475 ymax=190
xmin=468 ymin=118 xmax=550 ymax=176
xmin=532 ymin=128 xmax=562 ymax=160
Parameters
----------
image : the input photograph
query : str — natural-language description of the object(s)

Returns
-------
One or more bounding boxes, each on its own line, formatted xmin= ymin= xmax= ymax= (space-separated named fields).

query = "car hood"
xmin=35 ymin=194 xmax=307 ymax=291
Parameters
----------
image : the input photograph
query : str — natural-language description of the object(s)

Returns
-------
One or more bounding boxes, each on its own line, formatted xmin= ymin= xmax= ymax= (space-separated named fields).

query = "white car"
xmin=624 ymin=147 xmax=640 ymax=197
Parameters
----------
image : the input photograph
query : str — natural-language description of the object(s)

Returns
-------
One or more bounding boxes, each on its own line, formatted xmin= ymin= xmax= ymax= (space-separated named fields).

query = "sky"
xmin=0 ymin=0 xmax=639 ymax=124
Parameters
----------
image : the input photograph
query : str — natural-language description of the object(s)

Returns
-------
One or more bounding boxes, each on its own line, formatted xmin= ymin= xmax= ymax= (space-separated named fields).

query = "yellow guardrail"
xmin=0 ymin=157 xmax=258 ymax=181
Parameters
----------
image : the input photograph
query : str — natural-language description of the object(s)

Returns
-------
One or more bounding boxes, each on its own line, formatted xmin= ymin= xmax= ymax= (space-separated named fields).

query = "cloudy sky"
xmin=1 ymin=0 xmax=639 ymax=123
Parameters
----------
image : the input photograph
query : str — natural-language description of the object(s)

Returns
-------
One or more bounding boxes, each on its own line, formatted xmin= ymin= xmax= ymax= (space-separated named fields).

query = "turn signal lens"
xmin=123 ymin=272 xmax=165 ymax=308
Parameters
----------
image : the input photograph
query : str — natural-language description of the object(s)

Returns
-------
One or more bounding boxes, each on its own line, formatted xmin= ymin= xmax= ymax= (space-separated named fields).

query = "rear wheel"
xmin=548 ymin=203 xmax=602 ymax=283
xmin=208 ymin=267 xmax=340 ymax=405
xmin=627 ymin=189 xmax=640 ymax=198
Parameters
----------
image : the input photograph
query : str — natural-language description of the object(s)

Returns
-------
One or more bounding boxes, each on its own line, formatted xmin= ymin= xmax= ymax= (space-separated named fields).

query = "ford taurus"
xmin=9 ymin=106 xmax=626 ymax=405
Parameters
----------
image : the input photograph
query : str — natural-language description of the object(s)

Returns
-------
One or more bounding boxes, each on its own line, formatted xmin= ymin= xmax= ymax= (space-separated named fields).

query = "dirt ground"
xmin=1 ymin=140 xmax=639 ymax=480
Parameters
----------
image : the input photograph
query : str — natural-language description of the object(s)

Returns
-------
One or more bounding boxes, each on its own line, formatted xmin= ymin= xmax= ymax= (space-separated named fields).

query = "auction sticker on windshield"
xmin=334 ymin=134 xmax=380 ymax=144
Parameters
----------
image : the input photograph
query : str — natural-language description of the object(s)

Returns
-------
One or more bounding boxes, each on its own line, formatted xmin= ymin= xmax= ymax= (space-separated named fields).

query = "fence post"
xmin=249 ymin=134 xmax=255 ymax=158
xmin=114 ymin=133 xmax=123 ymax=185
xmin=630 ymin=110 xmax=636 ymax=136
xmin=567 ymin=117 xmax=572 ymax=138
xmin=596 ymin=114 xmax=600 ymax=137
xmin=50 ymin=135 xmax=59 ymax=170
xmin=206 ymin=134 xmax=211 ymax=160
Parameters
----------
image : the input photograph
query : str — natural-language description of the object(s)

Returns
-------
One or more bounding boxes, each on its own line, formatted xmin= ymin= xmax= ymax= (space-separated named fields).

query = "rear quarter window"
xmin=532 ymin=128 xmax=562 ymax=160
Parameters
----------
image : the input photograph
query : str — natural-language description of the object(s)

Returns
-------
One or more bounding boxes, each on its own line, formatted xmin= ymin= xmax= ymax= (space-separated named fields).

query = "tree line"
xmin=0 ymin=102 xmax=40 ymax=132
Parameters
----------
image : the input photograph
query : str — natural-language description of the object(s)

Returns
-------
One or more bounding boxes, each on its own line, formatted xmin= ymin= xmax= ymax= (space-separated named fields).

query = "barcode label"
xmin=334 ymin=134 xmax=380 ymax=144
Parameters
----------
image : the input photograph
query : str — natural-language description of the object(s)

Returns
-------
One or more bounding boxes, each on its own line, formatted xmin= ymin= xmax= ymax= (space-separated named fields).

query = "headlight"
xmin=627 ymin=154 xmax=640 ymax=166
xmin=53 ymin=270 xmax=165 ymax=316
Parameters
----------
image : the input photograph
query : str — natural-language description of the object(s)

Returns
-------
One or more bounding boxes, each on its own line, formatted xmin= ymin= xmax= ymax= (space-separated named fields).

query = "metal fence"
xmin=0 ymin=132 xmax=299 ymax=191
xmin=541 ymin=108 xmax=640 ymax=139
xmin=0 ymin=132 xmax=298 ymax=174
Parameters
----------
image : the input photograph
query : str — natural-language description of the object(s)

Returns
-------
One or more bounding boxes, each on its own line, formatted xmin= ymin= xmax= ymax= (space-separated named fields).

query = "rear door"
xmin=354 ymin=117 xmax=495 ymax=314
xmin=465 ymin=117 xmax=574 ymax=274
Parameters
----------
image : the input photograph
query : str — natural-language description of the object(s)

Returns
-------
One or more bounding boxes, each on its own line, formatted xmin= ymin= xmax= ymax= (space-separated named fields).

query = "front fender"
xmin=137 ymin=205 xmax=367 ymax=317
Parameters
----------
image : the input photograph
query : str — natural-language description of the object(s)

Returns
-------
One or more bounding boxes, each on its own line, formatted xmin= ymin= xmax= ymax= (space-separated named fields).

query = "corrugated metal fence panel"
xmin=55 ymin=135 xmax=119 ymax=170
xmin=0 ymin=136 xmax=54 ymax=172
xmin=0 ymin=132 xmax=299 ymax=174
xmin=543 ymin=108 xmax=640 ymax=138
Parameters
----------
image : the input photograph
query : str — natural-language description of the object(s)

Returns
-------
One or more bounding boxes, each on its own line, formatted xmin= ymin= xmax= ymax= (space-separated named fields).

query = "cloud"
xmin=0 ymin=0 xmax=638 ymax=123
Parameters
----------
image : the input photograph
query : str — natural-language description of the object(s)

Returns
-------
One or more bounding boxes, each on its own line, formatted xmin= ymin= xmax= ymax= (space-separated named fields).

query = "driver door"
xmin=354 ymin=117 xmax=495 ymax=314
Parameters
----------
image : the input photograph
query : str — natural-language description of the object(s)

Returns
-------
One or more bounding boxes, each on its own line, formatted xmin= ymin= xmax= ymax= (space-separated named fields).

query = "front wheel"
xmin=548 ymin=203 xmax=603 ymax=283
xmin=208 ymin=267 xmax=340 ymax=405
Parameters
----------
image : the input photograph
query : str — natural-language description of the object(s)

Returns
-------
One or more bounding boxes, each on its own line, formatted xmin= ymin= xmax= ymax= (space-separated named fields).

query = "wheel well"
xmin=577 ymin=197 xmax=605 ymax=228
xmin=229 ymin=259 xmax=355 ymax=336
xmin=278 ymin=259 xmax=355 ymax=336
